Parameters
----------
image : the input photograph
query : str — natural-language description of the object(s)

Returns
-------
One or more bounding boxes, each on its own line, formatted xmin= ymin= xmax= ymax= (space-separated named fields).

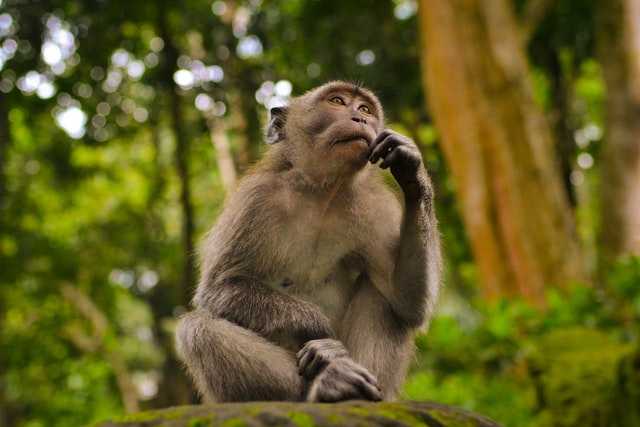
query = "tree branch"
xmin=61 ymin=284 xmax=140 ymax=413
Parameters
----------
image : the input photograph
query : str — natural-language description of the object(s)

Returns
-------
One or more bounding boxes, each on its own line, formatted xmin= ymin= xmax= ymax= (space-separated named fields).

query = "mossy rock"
xmin=94 ymin=401 xmax=502 ymax=427
xmin=527 ymin=327 xmax=637 ymax=427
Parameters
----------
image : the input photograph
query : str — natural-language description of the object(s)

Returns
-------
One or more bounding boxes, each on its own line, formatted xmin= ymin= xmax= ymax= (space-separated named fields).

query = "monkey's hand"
xmin=304 ymin=356 xmax=383 ymax=402
xmin=369 ymin=129 xmax=427 ymax=200
xmin=297 ymin=338 xmax=349 ymax=379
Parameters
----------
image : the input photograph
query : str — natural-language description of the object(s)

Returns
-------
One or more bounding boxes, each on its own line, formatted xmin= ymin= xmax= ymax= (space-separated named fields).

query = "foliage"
xmin=404 ymin=257 xmax=640 ymax=427
xmin=0 ymin=0 xmax=637 ymax=426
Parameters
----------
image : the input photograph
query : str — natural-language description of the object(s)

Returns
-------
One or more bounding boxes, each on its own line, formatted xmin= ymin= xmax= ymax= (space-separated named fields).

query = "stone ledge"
xmin=94 ymin=400 xmax=502 ymax=427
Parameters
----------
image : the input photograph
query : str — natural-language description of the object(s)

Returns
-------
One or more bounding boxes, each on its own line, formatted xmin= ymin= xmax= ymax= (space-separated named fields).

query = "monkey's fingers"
xmin=369 ymin=134 xmax=401 ymax=164
xmin=302 ymin=353 xmax=327 ymax=379
xmin=352 ymin=364 xmax=380 ymax=389
xmin=318 ymin=382 xmax=362 ymax=403
xmin=298 ymin=340 xmax=349 ymax=378
xmin=297 ymin=340 xmax=314 ymax=358
xmin=347 ymin=371 xmax=383 ymax=402
xmin=370 ymin=129 xmax=393 ymax=151
xmin=297 ymin=348 xmax=315 ymax=376
xmin=379 ymin=146 xmax=406 ymax=169
xmin=297 ymin=345 xmax=324 ymax=378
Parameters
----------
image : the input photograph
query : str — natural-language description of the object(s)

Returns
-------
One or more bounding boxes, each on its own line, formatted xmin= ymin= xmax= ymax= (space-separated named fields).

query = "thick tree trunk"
xmin=597 ymin=0 xmax=640 ymax=265
xmin=158 ymin=6 xmax=196 ymax=309
xmin=418 ymin=0 xmax=585 ymax=302
xmin=153 ymin=1 xmax=197 ymax=407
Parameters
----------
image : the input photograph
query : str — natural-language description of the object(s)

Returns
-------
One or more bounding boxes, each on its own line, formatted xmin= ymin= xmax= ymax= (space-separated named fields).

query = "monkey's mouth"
xmin=333 ymin=133 xmax=371 ymax=146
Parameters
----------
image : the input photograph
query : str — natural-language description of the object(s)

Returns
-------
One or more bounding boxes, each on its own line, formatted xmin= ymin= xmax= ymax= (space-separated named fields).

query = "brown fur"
xmin=176 ymin=81 xmax=441 ymax=402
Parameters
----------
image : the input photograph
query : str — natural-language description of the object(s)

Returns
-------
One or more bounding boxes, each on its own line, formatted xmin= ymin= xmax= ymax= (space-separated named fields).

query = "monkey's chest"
xmin=267 ymin=215 xmax=361 ymax=324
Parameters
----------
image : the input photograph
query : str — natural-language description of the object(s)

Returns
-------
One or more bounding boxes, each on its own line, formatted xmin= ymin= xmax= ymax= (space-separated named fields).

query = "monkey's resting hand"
xmin=369 ymin=129 xmax=429 ymax=200
xmin=304 ymin=356 xmax=383 ymax=402
xmin=297 ymin=338 xmax=349 ymax=379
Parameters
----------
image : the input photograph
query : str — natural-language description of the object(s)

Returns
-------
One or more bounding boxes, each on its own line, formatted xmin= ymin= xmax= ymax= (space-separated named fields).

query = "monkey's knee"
xmin=176 ymin=310 xmax=303 ymax=402
xmin=175 ymin=310 xmax=237 ymax=400
xmin=175 ymin=310 xmax=212 ymax=363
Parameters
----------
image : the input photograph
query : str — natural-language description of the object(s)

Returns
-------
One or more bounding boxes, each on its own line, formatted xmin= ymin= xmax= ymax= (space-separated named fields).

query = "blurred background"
xmin=1 ymin=0 xmax=640 ymax=426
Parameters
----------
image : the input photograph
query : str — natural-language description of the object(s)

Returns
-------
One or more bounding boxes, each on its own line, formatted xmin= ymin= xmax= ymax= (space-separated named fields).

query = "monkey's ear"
xmin=266 ymin=106 xmax=288 ymax=144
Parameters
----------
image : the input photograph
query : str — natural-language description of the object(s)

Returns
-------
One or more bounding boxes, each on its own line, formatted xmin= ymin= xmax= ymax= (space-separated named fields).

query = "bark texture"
xmin=418 ymin=0 xmax=585 ymax=302
xmin=598 ymin=0 xmax=640 ymax=263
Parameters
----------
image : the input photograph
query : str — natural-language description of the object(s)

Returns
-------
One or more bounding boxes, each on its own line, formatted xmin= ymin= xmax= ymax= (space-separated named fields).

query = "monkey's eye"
xmin=328 ymin=96 xmax=346 ymax=105
xmin=358 ymin=104 xmax=372 ymax=114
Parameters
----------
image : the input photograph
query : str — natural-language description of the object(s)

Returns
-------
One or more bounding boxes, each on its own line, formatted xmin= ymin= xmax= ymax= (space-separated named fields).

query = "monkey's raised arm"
xmin=390 ymin=170 xmax=441 ymax=328
xmin=192 ymin=174 xmax=335 ymax=348
xmin=368 ymin=130 xmax=442 ymax=329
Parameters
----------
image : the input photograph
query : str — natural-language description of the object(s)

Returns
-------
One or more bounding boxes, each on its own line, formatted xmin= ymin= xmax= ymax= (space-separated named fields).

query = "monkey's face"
xmin=301 ymin=86 xmax=381 ymax=168
xmin=266 ymin=82 xmax=384 ymax=175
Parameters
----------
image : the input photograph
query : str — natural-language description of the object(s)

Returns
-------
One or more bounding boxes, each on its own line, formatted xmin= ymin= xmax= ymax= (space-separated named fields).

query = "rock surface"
xmin=95 ymin=401 xmax=502 ymax=427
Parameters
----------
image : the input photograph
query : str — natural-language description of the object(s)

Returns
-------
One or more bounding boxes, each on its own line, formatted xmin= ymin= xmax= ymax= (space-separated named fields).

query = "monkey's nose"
xmin=351 ymin=116 xmax=367 ymax=125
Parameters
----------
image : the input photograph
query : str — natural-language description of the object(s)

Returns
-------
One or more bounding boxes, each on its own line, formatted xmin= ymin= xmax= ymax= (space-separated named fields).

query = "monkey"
xmin=176 ymin=81 xmax=441 ymax=403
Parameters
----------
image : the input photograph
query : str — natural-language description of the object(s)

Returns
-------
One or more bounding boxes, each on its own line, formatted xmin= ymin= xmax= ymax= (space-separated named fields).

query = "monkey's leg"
xmin=176 ymin=309 xmax=304 ymax=402
xmin=338 ymin=284 xmax=414 ymax=400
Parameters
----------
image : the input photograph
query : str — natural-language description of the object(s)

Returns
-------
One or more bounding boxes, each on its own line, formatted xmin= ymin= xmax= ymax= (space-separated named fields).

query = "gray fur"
xmin=176 ymin=81 xmax=441 ymax=403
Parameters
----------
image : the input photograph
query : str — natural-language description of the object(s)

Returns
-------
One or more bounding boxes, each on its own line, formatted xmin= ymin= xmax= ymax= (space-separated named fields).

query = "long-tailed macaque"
xmin=176 ymin=81 xmax=441 ymax=403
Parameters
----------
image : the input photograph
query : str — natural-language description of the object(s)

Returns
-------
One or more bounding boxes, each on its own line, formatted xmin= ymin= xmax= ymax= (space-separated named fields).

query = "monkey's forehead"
xmin=299 ymin=80 xmax=384 ymax=115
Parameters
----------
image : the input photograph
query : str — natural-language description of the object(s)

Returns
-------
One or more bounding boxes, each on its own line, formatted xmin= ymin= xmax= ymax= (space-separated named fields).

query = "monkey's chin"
xmin=332 ymin=140 xmax=370 ymax=169
xmin=335 ymin=137 xmax=369 ymax=147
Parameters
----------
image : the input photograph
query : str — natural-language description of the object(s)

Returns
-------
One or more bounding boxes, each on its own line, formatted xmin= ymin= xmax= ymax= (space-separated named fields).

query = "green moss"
xmin=219 ymin=418 xmax=249 ymax=427
xmin=346 ymin=406 xmax=371 ymax=417
xmin=115 ymin=411 xmax=162 ymax=423
xmin=375 ymin=409 xmax=426 ymax=426
xmin=288 ymin=411 xmax=316 ymax=427
xmin=188 ymin=416 xmax=212 ymax=427
xmin=528 ymin=327 xmax=634 ymax=427
xmin=428 ymin=410 xmax=478 ymax=427
xmin=114 ymin=407 xmax=188 ymax=424
xmin=93 ymin=401 xmax=500 ymax=427
xmin=341 ymin=403 xmax=429 ymax=427
xmin=325 ymin=414 xmax=346 ymax=425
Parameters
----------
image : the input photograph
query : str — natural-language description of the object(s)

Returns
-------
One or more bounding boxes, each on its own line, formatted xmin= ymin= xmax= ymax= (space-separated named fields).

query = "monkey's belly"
xmin=268 ymin=267 xmax=359 ymax=327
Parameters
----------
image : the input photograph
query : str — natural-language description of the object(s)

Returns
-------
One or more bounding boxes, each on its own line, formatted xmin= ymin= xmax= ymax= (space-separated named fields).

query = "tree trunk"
xmin=153 ymin=1 xmax=197 ymax=407
xmin=158 ymin=5 xmax=196 ymax=309
xmin=418 ymin=0 xmax=585 ymax=302
xmin=597 ymin=0 xmax=640 ymax=265
xmin=228 ymin=89 xmax=262 ymax=172
xmin=168 ymin=89 xmax=196 ymax=307
xmin=206 ymin=116 xmax=237 ymax=191
xmin=61 ymin=285 xmax=140 ymax=413
xmin=0 ymin=95 xmax=10 ymax=210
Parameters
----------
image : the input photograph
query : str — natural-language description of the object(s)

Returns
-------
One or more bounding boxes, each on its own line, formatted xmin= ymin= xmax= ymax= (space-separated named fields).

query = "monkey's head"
xmin=266 ymin=81 xmax=384 ymax=180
